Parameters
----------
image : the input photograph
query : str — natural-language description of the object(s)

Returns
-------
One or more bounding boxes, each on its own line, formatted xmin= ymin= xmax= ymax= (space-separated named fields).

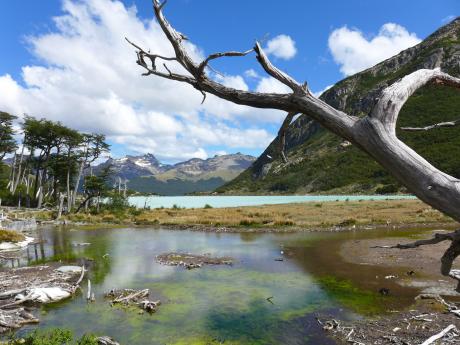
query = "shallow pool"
xmin=5 ymin=226 xmax=427 ymax=344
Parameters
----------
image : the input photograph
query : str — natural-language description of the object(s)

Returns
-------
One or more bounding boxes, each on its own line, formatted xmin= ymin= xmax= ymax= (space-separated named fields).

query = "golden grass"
xmin=64 ymin=199 xmax=456 ymax=230
xmin=0 ymin=229 xmax=26 ymax=242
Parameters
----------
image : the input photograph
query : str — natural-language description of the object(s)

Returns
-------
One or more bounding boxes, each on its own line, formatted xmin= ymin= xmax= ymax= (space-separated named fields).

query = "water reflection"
xmin=1 ymin=226 xmax=432 ymax=344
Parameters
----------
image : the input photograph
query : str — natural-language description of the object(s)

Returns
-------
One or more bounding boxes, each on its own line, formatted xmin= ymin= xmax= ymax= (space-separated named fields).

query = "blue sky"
xmin=0 ymin=0 xmax=457 ymax=162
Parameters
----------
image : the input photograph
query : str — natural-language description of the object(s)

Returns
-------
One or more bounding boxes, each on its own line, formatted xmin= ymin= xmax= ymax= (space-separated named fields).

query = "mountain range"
xmin=218 ymin=17 xmax=460 ymax=195
xmin=95 ymin=153 xmax=255 ymax=195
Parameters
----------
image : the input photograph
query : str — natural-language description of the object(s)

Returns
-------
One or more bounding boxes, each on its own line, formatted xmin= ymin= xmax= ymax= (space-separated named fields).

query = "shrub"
xmin=203 ymin=204 xmax=213 ymax=209
xmin=9 ymin=329 xmax=98 ymax=345
xmin=239 ymin=219 xmax=256 ymax=226
xmin=375 ymin=184 xmax=399 ymax=194
xmin=336 ymin=218 xmax=357 ymax=227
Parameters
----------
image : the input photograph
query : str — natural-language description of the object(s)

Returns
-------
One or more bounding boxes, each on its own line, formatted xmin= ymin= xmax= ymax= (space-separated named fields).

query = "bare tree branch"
xmin=253 ymin=42 xmax=307 ymax=95
xmin=127 ymin=3 xmax=460 ymax=291
xmin=129 ymin=2 xmax=460 ymax=228
xmin=370 ymin=69 xmax=460 ymax=133
xmin=197 ymin=49 xmax=254 ymax=77
xmin=371 ymin=231 xmax=459 ymax=249
xmin=125 ymin=38 xmax=196 ymax=85
xmin=152 ymin=0 xmax=198 ymax=74
xmin=401 ymin=118 xmax=460 ymax=131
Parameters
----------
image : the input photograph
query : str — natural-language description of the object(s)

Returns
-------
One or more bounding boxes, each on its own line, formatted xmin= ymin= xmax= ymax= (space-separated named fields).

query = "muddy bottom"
xmin=340 ymin=229 xmax=460 ymax=296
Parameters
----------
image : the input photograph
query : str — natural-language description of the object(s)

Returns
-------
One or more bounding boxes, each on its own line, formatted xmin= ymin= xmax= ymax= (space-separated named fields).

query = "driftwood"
xmin=105 ymin=289 xmax=161 ymax=313
xmin=416 ymin=293 xmax=460 ymax=317
xmin=0 ymin=264 xmax=86 ymax=333
xmin=156 ymin=252 xmax=233 ymax=269
xmin=420 ymin=324 xmax=457 ymax=345
xmin=97 ymin=336 xmax=121 ymax=345
xmin=401 ymin=117 xmax=460 ymax=131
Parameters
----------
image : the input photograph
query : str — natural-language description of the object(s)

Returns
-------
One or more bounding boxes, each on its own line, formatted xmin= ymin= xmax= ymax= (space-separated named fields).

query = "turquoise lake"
xmin=128 ymin=194 xmax=416 ymax=209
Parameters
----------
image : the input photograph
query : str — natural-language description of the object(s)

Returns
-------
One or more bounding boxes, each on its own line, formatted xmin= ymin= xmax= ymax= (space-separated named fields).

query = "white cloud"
xmin=0 ymin=0 xmax=280 ymax=162
xmin=215 ymin=74 xmax=249 ymax=91
xmin=328 ymin=23 xmax=421 ymax=76
xmin=244 ymin=69 xmax=260 ymax=79
xmin=264 ymin=34 xmax=297 ymax=60
xmin=255 ymin=77 xmax=291 ymax=94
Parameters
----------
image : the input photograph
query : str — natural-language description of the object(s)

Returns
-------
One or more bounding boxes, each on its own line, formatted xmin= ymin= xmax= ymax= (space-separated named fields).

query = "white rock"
xmin=0 ymin=236 xmax=34 ymax=251
xmin=26 ymin=287 xmax=71 ymax=303
xmin=56 ymin=266 xmax=83 ymax=273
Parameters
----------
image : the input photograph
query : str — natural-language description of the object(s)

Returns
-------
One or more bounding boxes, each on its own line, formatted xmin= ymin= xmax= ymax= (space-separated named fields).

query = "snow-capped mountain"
xmin=101 ymin=153 xmax=172 ymax=179
xmin=94 ymin=153 xmax=255 ymax=195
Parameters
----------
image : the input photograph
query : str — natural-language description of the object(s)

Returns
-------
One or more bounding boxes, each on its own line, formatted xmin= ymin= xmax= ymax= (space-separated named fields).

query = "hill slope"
xmin=219 ymin=18 xmax=460 ymax=195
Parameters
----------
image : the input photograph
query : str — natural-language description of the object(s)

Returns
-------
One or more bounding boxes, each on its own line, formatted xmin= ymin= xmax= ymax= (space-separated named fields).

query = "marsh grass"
xmin=57 ymin=199 xmax=455 ymax=230
xmin=0 ymin=229 xmax=25 ymax=242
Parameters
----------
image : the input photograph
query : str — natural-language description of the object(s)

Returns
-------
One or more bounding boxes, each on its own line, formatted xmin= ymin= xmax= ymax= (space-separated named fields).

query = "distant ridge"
xmin=94 ymin=152 xmax=256 ymax=195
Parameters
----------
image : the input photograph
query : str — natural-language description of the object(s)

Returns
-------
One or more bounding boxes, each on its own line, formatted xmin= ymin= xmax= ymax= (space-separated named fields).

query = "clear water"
xmin=5 ymin=226 xmax=427 ymax=344
xmin=128 ymin=195 xmax=416 ymax=209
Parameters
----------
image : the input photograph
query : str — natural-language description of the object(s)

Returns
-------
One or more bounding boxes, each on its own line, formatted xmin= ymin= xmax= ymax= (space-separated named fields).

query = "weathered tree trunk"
xmin=127 ymin=2 xmax=460 ymax=289
xmin=72 ymin=160 xmax=85 ymax=208
xmin=354 ymin=118 xmax=460 ymax=221
xmin=66 ymin=168 xmax=71 ymax=212
xmin=8 ymin=152 xmax=17 ymax=193
xmin=12 ymin=145 xmax=25 ymax=194
xmin=57 ymin=193 xmax=65 ymax=219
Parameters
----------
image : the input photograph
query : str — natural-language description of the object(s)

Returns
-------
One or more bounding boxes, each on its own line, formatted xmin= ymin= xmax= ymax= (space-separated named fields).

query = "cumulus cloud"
xmin=0 ymin=0 xmax=279 ymax=162
xmin=328 ymin=23 xmax=421 ymax=76
xmin=244 ymin=69 xmax=260 ymax=79
xmin=264 ymin=34 xmax=297 ymax=60
xmin=255 ymin=77 xmax=291 ymax=94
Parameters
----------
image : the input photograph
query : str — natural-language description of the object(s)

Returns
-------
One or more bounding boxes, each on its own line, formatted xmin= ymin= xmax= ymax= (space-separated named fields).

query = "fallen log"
xmin=97 ymin=336 xmax=121 ymax=345
xmin=420 ymin=324 xmax=457 ymax=345
xmin=105 ymin=288 xmax=161 ymax=313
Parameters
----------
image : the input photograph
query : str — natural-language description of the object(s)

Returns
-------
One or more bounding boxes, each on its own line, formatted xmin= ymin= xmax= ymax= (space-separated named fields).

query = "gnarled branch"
xmin=401 ymin=118 xmax=460 ymax=131
xmin=197 ymin=49 xmax=254 ymax=78
xmin=129 ymin=1 xmax=460 ymax=225
xmin=370 ymin=69 xmax=460 ymax=134
xmin=253 ymin=42 xmax=308 ymax=95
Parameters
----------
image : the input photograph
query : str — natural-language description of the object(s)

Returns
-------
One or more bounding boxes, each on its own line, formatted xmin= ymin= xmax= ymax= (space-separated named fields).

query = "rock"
xmin=56 ymin=266 xmax=83 ymax=273
xmin=97 ymin=336 xmax=120 ymax=345
xmin=379 ymin=287 xmax=390 ymax=295
xmin=26 ymin=287 xmax=71 ymax=303
xmin=0 ymin=236 xmax=34 ymax=251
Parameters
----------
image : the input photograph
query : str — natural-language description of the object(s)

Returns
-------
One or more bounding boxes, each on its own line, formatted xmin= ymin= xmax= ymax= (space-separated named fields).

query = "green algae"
xmin=316 ymin=276 xmax=397 ymax=315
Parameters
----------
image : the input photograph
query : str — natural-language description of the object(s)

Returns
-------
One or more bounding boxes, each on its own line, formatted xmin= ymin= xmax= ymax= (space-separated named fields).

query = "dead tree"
xmin=128 ymin=1 xmax=460 ymax=288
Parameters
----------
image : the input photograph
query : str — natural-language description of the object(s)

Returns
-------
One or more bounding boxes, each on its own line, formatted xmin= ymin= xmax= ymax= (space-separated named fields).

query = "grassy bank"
xmin=55 ymin=199 xmax=457 ymax=231
xmin=0 ymin=229 xmax=25 ymax=242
